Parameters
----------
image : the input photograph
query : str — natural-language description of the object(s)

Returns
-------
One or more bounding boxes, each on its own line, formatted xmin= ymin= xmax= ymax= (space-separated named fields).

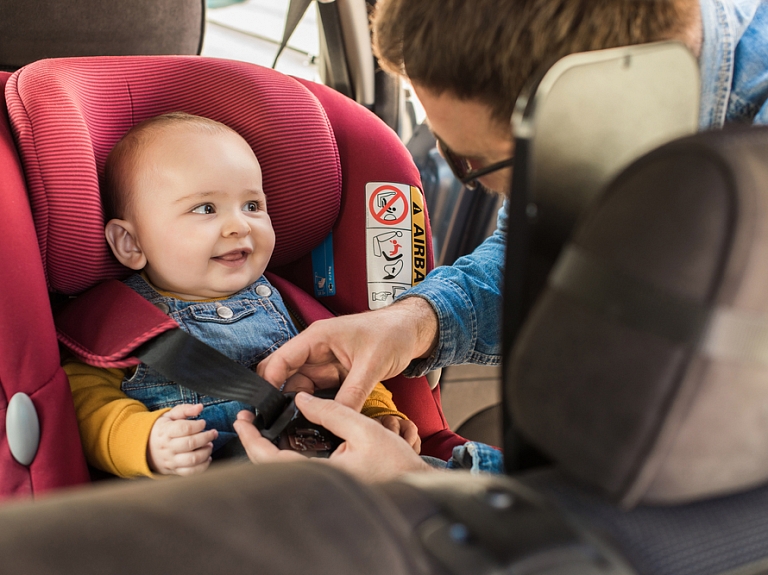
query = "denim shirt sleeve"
xmin=445 ymin=441 xmax=505 ymax=474
xmin=398 ymin=200 xmax=507 ymax=377
xmin=727 ymin=1 xmax=768 ymax=126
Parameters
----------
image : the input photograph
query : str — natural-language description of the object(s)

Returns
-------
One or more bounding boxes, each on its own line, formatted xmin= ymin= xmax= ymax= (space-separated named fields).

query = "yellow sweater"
xmin=65 ymin=359 xmax=404 ymax=478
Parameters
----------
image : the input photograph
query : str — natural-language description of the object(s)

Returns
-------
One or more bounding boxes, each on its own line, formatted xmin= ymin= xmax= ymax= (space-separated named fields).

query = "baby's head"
xmin=103 ymin=112 xmax=274 ymax=300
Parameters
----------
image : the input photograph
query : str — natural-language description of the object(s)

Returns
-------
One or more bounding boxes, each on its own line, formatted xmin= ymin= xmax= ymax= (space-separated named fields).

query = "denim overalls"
xmin=121 ymin=274 xmax=298 ymax=451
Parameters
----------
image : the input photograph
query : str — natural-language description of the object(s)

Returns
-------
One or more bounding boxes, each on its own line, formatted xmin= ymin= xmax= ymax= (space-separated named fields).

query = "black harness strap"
xmin=134 ymin=328 xmax=290 ymax=432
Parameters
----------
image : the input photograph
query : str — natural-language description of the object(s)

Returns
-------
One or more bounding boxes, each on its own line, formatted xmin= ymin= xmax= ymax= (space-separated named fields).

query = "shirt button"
xmin=255 ymin=285 xmax=272 ymax=297
xmin=216 ymin=305 xmax=234 ymax=319
xmin=154 ymin=302 xmax=170 ymax=314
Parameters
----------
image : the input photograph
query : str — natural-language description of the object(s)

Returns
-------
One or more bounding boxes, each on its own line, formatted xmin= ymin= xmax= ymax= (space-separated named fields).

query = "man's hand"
xmin=376 ymin=415 xmax=421 ymax=454
xmin=257 ymin=297 xmax=439 ymax=411
xmin=147 ymin=403 xmax=218 ymax=476
xmin=233 ymin=393 xmax=434 ymax=483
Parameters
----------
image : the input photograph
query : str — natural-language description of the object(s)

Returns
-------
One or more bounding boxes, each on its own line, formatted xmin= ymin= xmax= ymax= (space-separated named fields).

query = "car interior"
xmin=1 ymin=1 xmax=768 ymax=574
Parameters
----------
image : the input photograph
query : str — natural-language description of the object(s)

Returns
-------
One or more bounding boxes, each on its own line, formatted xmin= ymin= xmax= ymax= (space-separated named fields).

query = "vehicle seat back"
xmin=0 ymin=0 xmax=204 ymax=71
xmin=507 ymin=126 xmax=768 ymax=507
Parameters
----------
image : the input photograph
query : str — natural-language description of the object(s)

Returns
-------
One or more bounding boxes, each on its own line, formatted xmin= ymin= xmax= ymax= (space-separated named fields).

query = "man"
xmin=235 ymin=0 xmax=768 ymax=481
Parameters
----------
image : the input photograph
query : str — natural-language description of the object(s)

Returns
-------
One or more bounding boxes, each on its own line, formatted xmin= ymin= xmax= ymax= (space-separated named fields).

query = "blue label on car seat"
xmin=311 ymin=232 xmax=336 ymax=297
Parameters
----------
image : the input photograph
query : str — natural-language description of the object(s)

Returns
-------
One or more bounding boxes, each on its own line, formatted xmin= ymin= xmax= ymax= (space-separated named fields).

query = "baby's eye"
xmin=191 ymin=204 xmax=215 ymax=214
xmin=243 ymin=201 xmax=260 ymax=212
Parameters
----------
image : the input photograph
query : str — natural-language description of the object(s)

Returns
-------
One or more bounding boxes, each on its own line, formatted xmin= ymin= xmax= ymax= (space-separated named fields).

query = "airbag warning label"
xmin=365 ymin=182 xmax=427 ymax=310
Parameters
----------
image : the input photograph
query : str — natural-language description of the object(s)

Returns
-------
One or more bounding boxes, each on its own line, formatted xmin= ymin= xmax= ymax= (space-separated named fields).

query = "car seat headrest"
xmin=507 ymin=126 xmax=768 ymax=507
xmin=5 ymin=56 xmax=341 ymax=294
xmin=0 ymin=0 xmax=204 ymax=71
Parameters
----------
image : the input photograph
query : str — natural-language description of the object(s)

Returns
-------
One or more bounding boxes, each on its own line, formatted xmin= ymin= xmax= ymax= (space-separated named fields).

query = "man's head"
xmin=103 ymin=112 xmax=275 ymax=300
xmin=372 ymin=0 xmax=701 ymax=192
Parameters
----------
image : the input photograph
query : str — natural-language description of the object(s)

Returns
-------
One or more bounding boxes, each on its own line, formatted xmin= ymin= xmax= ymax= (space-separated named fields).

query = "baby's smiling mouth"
xmin=212 ymin=248 xmax=252 ymax=266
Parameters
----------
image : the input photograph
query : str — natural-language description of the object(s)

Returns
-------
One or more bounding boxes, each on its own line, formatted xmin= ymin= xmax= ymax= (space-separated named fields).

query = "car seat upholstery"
xmin=0 ymin=72 xmax=90 ymax=498
xmin=0 ymin=0 xmax=204 ymax=72
xmin=0 ymin=56 xmax=466 ymax=498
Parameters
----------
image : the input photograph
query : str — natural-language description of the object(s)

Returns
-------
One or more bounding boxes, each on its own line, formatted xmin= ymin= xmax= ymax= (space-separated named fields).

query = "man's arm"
xmin=400 ymin=201 xmax=507 ymax=376
xmin=259 ymin=201 xmax=507 ymax=408
xmin=258 ymin=295 xmax=438 ymax=410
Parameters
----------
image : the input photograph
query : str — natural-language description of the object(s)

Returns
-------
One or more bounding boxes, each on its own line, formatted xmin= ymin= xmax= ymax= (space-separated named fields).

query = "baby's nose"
xmin=224 ymin=213 xmax=251 ymax=236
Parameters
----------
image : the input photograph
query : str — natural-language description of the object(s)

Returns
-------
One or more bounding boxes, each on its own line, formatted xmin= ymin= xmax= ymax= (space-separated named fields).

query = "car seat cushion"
xmin=5 ymin=56 xmax=342 ymax=295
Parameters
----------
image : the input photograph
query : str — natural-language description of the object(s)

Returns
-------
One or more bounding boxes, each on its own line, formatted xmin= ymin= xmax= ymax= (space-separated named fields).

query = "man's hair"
xmin=372 ymin=0 xmax=698 ymax=125
xmin=102 ymin=112 xmax=237 ymax=220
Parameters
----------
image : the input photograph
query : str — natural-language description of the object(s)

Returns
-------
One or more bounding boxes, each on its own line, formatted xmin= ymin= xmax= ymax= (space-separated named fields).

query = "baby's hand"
xmin=148 ymin=403 xmax=218 ymax=476
xmin=377 ymin=415 xmax=421 ymax=454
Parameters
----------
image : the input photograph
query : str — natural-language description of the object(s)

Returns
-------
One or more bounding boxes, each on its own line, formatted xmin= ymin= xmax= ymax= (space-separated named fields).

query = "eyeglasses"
xmin=435 ymin=135 xmax=514 ymax=191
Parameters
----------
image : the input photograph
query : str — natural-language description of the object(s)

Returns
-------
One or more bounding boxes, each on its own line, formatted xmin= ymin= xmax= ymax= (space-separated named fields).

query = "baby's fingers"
xmin=165 ymin=417 xmax=208 ymax=439
xmin=378 ymin=415 xmax=401 ymax=435
xmin=172 ymin=443 xmax=214 ymax=477
xmin=165 ymin=403 xmax=204 ymax=420
xmin=401 ymin=422 xmax=421 ymax=454
xmin=169 ymin=428 xmax=218 ymax=454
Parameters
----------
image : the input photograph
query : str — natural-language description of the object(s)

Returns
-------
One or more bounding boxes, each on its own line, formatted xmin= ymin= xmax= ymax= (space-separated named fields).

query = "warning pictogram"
xmin=368 ymin=185 xmax=408 ymax=226
xmin=365 ymin=182 xmax=418 ymax=310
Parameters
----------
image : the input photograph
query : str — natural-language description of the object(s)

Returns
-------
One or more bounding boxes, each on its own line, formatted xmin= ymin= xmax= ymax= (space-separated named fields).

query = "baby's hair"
xmin=102 ymin=112 xmax=239 ymax=221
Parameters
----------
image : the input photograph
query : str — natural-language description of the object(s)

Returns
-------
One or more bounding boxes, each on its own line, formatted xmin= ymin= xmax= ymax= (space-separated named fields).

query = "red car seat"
xmin=0 ymin=56 xmax=467 ymax=499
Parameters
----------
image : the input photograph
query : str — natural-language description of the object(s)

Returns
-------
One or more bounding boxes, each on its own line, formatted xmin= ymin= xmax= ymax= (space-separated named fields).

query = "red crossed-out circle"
xmin=368 ymin=185 xmax=408 ymax=225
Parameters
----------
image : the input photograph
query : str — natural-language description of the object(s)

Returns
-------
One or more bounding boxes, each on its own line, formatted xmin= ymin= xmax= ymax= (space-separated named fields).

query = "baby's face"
xmin=126 ymin=126 xmax=274 ymax=300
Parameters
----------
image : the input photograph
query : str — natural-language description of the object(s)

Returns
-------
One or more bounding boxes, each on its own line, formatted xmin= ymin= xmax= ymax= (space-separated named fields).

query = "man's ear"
xmin=105 ymin=219 xmax=147 ymax=270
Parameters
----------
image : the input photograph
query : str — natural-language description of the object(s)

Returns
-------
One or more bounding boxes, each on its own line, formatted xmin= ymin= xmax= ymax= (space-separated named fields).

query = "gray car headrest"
xmin=507 ymin=126 xmax=768 ymax=508
xmin=0 ymin=0 xmax=204 ymax=71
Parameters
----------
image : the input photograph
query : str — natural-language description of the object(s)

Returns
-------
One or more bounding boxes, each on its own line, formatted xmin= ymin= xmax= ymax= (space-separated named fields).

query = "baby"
xmin=65 ymin=112 xmax=418 ymax=478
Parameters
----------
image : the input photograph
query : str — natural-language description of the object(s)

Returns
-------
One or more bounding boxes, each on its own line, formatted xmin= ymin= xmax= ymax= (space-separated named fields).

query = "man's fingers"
xmin=334 ymin=382 xmax=374 ymax=411
xmin=295 ymin=392 xmax=376 ymax=441
xmin=257 ymin=338 xmax=310 ymax=387
xmin=236 ymin=410 xmax=256 ymax=424
xmin=282 ymin=372 xmax=315 ymax=394
xmin=233 ymin=419 xmax=304 ymax=464
xmin=334 ymin=355 xmax=389 ymax=410
xmin=165 ymin=403 xmax=204 ymax=420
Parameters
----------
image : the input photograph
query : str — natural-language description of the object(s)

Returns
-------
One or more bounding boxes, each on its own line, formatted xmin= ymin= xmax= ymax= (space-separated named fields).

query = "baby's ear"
xmin=105 ymin=219 xmax=147 ymax=270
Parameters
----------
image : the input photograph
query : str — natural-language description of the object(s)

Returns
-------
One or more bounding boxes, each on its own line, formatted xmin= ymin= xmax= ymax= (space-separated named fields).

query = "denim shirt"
xmin=402 ymin=0 xmax=768 ymax=471
xmin=121 ymin=274 xmax=297 ymax=450
xmin=403 ymin=0 xmax=768 ymax=378
xmin=700 ymin=0 xmax=768 ymax=128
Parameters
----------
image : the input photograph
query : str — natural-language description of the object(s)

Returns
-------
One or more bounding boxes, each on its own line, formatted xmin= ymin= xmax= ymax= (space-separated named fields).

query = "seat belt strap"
xmin=272 ymin=0 xmax=313 ymax=68
xmin=134 ymin=328 xmax=290 ymax=431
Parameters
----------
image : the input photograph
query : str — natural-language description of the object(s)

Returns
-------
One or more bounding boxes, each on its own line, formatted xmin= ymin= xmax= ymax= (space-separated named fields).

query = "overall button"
xmin=217 ymin=305 xmax=234 ymax=319
xmin=255 ymin=285 xmax=272 ymax=297
xmin=155 ymin=302 xmax=170 ymax=314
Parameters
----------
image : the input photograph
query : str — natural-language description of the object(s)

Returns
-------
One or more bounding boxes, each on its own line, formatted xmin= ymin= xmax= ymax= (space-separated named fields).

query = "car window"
xmin=202 ymin=0 xmax=320 ymax=82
